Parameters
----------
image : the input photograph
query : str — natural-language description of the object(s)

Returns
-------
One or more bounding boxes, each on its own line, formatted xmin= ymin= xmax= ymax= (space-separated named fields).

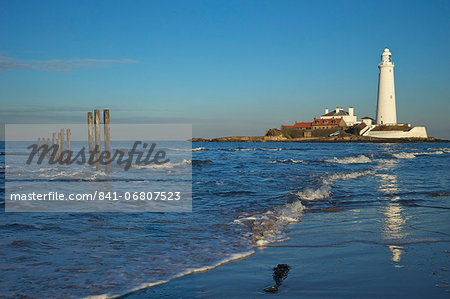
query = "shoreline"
xmin=191 ymin=136 xmax=448 ymax=143
xmin=122 ymin=223 xmax=450 ymax=299
xmin=98 ymin=251 xmax=255 ymax=299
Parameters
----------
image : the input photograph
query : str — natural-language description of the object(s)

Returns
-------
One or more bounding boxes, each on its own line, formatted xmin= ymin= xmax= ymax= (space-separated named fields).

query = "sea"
xmin=1 ymin=142 xmax=449 ymax=298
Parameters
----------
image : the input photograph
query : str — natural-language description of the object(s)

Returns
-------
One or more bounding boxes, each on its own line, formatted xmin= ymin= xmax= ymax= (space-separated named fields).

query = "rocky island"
xmin=194 ymin=48 xmax=447 ymax=143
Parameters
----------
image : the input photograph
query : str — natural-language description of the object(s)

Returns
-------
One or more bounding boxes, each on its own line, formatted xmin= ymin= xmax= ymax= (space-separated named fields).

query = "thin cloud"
xmin=0 ymin=106 xmax=180 ymax=124
xmin=0 ymin=56 xmax=137 ymax=72
xmin=0 ymin=106 xmax=137 ymax=114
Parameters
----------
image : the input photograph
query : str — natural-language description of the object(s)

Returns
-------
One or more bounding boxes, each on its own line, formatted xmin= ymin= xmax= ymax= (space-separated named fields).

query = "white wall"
xmin=363 ymin=126 xmax=428 ymax=138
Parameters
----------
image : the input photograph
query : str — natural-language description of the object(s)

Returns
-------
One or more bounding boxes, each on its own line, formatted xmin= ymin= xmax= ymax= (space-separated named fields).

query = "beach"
xmin=2 ymin=142 xmax=450 ymax=298
xmin=125 ymin=232 xmax=449 ymax=298
xmin=2 ymin=1 xmax=450 ymax=297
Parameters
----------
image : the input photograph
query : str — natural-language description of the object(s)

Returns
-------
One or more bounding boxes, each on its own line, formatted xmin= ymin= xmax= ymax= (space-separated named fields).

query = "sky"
xmin=0 ymin=0 xmax=449 ymax=138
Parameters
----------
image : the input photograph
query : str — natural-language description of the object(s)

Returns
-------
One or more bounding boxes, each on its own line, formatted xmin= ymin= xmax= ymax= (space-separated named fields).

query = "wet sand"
xmin=123 ymin=211 xmax=450 ymax=298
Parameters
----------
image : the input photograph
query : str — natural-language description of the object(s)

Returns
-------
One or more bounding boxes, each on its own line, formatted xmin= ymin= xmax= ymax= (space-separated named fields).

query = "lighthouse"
xmin=376 ymin=48 xmax=397 ymax=125
xmin=363 ymin=48 xmax=428 ymax=138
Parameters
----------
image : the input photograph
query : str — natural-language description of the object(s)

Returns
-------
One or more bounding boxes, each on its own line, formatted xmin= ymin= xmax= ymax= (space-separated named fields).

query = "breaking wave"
xmin=39 ymin=170 xmax=108 ymax=181
xmin=168 ymin=147 xmax=205 ymax=152
xmin=391 ymin=152 xmax=416 ymax=159
xmin=97 ymin=250 xmax=255 ymax=299
xmin=264 ymin=159 xmax=304 ymax=164
xmin=219 ymin=147 xmax=284 ymax=152
xmin=297 ymin=170 xmax=375 ymax=201
xmin=325 ymin=170 xmax=375 ymax=182
xmin=133 ymin=159 xmax=191 ymax=169
xmin=236 ymin=148 xmax=283 ymax=152
xmin=323 ymin=155 xmax=372 ymax=164
xmin=234 ymin=170 xmax=374 ymax=247
xmin=296 ymin=185 xmax=331 ymax=201
xmin=234 ymin=200 xmax=305 ymax=246
xmin=391 ymin=150 xmax=444 ymax=159
xmin=428 ymin=147 xmax=450 ymax=153
xmin=414 ymin=150 xmax=444 ymax=156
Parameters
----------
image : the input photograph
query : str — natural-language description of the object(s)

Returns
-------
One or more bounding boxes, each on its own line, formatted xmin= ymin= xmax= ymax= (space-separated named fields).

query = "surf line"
xmin=264 ymin=238 xmax=450 ymax=248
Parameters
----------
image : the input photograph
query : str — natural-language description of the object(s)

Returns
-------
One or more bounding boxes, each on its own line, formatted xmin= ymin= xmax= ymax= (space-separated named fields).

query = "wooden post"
xmin=66 ymin=128 xmax=71 ymax=160
xmin=87 ymin=112 xmax=94 ymax=165
xmin=52 ymin=133 xmax=57 ymax=160
xmin=60 ymin=129 xmax=65 ymax=159
xmin=103 ymin=110 xmax=111 ymax=173
xmin=94 ymin=109 xmax=101 ymax=171
xmin=47 ymin=138 xmax=50 ymax=158
xmin=41 ymin=138 xmax=44 ymax=157
xmin=58 ymin=131 xmax=62 ymax=159
xmin=37 ymin=137 xmax=41 ymax=157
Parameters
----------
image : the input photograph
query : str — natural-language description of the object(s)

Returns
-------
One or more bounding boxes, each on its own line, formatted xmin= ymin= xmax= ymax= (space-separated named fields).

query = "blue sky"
xmin=1 ymin=0 xmax=449 ymax=138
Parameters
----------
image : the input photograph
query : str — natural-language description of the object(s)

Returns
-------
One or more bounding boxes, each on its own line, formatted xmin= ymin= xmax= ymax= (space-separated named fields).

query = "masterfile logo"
xmin=26 ymin=141 xmax=170 ymax=171
xmin=4 ymin=124 xmax=192 ymax=212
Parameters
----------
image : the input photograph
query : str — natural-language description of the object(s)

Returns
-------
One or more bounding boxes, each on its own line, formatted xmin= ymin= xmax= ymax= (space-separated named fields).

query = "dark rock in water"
xmin=191 ymin=159 xmax=212 ymax=167
xmin=264 ymin=285 xmax=278 ymax=293
xmin=264 ymin=264 xmax=290 ymax=293
xmin=273 ymin=264 xmax=290 ymax=286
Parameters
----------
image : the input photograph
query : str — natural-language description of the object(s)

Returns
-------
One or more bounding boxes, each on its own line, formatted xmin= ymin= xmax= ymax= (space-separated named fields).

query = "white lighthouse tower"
xmin=363 ymin=48 xmax=428 ymax=138
xmin=376 ymin=48 xmax=397 ymax=125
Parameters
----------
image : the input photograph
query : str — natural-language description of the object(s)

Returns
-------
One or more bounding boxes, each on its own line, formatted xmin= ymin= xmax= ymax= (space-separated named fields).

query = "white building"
xmin=321 ymin=106 xmax=357 ymax=126
xmin=362 ymin=48 xmax=428 ymax=138
xmin=376 ymin=48 xmax=397 ymax=125
xmin=361 ymin=117 xmax=373 ymax=127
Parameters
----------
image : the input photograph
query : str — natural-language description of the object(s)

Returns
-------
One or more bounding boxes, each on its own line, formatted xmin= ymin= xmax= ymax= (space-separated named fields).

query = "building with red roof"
xmin=312 ymin=117 xmax=346 ymax=130
xmin=281 ymin=122 xmax=312 ymax=130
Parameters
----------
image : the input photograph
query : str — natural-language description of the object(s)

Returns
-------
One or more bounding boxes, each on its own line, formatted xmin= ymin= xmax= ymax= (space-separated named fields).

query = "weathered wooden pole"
xmin=103 ymin=109 xmax=111 ymax=173
xmin=60 ymin=129 xmax=65 ymax=159
xmin=87 ymin=112 xmax=94 ymax=165
xmin=66 ymin=128 xmax=71 ymax=160
xmin=58 ymin=131 xmax=62 ymax=159
xmin=47 ymin=138 xmax=50 ymax=158
xmin=94 ymin=109 xmax=101 ymax=171
xmin=52 ymin=133 xmax=57 ymax=160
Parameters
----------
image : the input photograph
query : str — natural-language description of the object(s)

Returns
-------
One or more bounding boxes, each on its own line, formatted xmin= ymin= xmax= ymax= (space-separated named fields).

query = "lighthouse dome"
xmin=381 ymin=48 xmax=393 ymax=64
xmin=383 ymin=48 xmax=392 ymax=55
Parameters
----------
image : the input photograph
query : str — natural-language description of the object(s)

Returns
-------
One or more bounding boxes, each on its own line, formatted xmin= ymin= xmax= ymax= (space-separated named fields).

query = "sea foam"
xmin=264 ymin=159 xmax=304 ymax=164
xmin=133 ymin=159 xmax=191 ymax=169
xmin=234 ymin=200 xmax=305 ymax=247
xmin=234 ymin=169 xmax=374 ymax=248
xmin=297 ymin=170 xmax=375 ymax=201
xmin=38 ymin=169 xmax=108 ymax=181
xmin=391 ymin=149 xmax=445 ymax=159
xmin=296 ymin=185 xmax=331 ymax=201
xmin=324 ymin=155 xmax=372 ymax=164
xmin=89 ymin=250 xmax=255 ymax=299
xmin=168 ymin=147 xmax=205 ymax=152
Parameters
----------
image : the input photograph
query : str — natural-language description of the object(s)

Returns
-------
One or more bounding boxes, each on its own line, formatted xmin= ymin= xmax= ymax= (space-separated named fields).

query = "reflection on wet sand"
xmin=389 ymin=245 xmax=403 ymax=263
xmin=383 ymin=203 xmax=407 ymax=267
xmin=375 ymin=158 xmax=407 ymax=266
